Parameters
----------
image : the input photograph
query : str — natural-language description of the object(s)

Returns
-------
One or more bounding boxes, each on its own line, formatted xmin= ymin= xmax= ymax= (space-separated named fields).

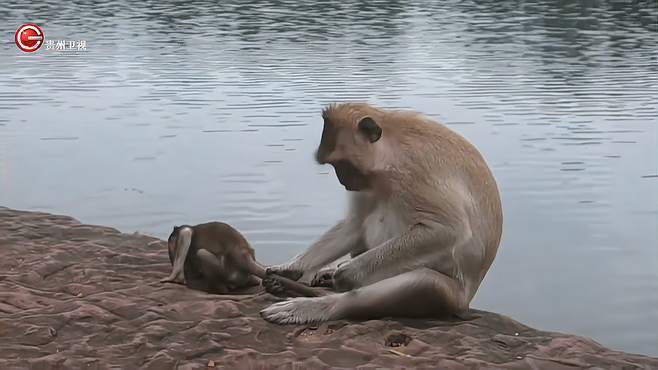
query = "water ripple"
xmin=0 ymin=0 xmax=656 ymax=357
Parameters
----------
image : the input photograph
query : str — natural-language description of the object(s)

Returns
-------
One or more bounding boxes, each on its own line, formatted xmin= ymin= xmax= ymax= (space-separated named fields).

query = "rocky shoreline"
xmin=0 ymin=206 xmax=656 ymax=369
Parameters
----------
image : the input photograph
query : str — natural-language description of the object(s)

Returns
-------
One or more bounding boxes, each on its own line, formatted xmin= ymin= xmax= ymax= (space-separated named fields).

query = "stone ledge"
xmin=0 ymin=207 xmax=656 ymax=369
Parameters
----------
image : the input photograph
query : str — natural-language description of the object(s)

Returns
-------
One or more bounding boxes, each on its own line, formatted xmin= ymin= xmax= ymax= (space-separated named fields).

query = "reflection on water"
xmin=1 ymin=0 xmax=657 ymax=356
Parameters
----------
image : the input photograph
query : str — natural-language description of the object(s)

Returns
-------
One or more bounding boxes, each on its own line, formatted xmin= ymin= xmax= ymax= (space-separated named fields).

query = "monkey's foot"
xmin=266 ymin=265 xmax=303 ymax=281
xmin=260 ymin=295 xmax=341 ymax=325
xmin=159 ymin=276 xmax=185 ymax=285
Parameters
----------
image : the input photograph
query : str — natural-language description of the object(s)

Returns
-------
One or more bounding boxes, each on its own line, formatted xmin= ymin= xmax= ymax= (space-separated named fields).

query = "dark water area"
xmin=1 ymin=0 xmax=656 ymax=356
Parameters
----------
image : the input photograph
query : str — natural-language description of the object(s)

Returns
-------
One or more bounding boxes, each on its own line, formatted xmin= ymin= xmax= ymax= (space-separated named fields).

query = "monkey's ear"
xmin=357 ymin=116 xmax=382 ymax=143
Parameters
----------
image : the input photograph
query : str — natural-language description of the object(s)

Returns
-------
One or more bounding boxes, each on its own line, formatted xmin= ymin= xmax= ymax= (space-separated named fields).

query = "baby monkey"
xmin=161 ymin=222 xmax=321 ymax=296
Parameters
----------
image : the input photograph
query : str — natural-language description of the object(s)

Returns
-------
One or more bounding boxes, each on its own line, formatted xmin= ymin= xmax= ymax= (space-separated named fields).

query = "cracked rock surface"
xmin=1 ymin=207 xmax=656 ymax=369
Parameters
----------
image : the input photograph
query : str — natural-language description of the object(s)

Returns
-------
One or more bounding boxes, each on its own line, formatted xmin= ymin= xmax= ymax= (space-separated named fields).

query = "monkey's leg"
xmin=263 ymin=275 xmax=305 ymax=298
xmin=196 ymin=249 xmax=230 ymax=294
xmin=245 ymin=275 xmax=261 ymax=286
xmin=260 ymin=268 xmax=466 ymax=325
xmin=161 ymin=227 xmax=193 ymax=284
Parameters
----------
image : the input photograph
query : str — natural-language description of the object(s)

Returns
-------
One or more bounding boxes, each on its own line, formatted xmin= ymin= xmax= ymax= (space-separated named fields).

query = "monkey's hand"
xmin=331 ymin=263 xmax=359 ymax=292
xmin=310 ymin=269 xmax=336 ymax=288
xmin=265 ymin=265 xmax=304 ymax=281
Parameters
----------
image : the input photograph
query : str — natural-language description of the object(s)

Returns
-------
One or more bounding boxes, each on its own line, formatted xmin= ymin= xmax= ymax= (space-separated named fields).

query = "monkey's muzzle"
xmin=331 ymin=160 xmax=369 ymax=191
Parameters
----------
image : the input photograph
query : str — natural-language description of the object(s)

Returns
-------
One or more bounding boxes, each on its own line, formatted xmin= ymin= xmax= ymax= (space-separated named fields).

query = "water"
xmin=1 ymin=0 xmax=656 ymax=357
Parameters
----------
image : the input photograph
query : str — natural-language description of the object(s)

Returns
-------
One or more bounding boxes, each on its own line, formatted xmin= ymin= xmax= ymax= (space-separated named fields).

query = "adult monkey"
xmin=260 ymin=103 xmax=503 ymax=324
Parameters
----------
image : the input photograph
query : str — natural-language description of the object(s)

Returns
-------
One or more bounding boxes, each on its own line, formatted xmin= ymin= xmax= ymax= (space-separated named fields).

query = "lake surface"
xmin=1 ymin=0 xmax=657 ymax=356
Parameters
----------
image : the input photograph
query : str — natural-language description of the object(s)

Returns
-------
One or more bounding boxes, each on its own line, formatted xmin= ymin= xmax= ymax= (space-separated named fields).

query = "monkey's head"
xmin=315 ymin=104 xmax=383 ymax=191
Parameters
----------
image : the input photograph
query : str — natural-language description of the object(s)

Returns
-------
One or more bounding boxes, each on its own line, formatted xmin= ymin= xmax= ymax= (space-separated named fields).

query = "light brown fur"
xmin=261 ymin=103 xmax=502 ymax=324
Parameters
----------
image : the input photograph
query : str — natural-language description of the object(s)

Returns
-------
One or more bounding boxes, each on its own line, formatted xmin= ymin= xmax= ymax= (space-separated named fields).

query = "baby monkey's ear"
xmin=358 ymin=116 xmax=382 ymax=143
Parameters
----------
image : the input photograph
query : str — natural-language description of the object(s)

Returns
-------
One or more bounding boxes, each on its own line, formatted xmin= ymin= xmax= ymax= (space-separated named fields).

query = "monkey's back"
xmin=190 ymin=222 xmax=255 ymax=258
xmin=388 ymin=111 xmax=503 ymax=276
xmin=426 ymin=119 xmax=503 ymax=277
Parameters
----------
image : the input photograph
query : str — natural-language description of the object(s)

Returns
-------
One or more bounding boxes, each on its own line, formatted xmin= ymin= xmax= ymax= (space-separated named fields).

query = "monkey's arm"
xmin=272 ymin=220 xmax=362 ymax=277
xmin=269 ymin=193 xmax=372 ymax=282
xmin=332 ymin=222 xmax=463 ymax=291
